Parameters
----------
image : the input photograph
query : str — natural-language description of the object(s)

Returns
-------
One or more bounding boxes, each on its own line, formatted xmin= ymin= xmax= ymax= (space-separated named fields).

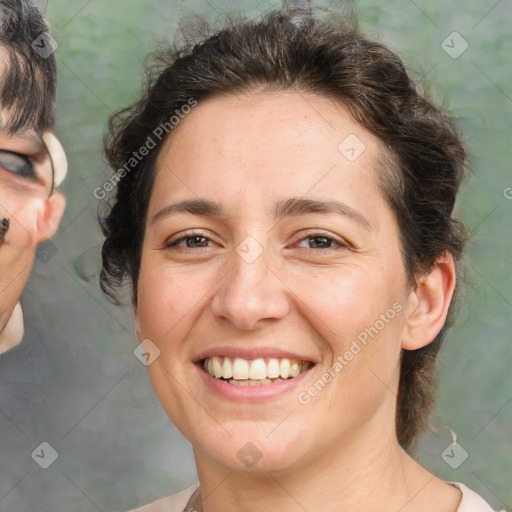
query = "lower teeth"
xmin=226 ymin=377 xmax=287 ymax=386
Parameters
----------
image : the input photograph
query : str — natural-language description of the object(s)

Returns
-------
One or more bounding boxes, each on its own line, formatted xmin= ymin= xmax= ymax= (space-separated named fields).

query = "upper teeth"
xmin=202 ymin=357 xmax=309 ymax=380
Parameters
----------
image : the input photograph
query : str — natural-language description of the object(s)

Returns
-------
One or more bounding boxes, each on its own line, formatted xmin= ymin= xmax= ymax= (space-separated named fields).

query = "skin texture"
xmin=134 ymin=91 xmax=461 ymax=511
xmin=0 ymin=129 xmax=66 ymax=353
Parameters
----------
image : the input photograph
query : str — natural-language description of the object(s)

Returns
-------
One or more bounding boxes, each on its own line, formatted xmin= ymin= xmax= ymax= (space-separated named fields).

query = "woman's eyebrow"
xmin=151 ymin=199 xmax=222 ymax=224
xmin=273 ymin=197 xmax=373 ymax=230
xmin=151 ymin=197 xmax=372 ymax=230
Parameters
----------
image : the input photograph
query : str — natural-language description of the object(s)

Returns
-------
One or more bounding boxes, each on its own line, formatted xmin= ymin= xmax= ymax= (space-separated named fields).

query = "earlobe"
xmin=36 ymin=192 xmax=66 ymax=243
xmin=132 ymin=294 xmax=143 ymax=341
xmin=401 ymin=254 xmax=457 ymax=351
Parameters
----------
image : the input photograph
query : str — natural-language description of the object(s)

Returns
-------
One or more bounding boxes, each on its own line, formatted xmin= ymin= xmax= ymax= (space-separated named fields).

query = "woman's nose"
xmin=210 ymin=240 xmax=290 ymax=331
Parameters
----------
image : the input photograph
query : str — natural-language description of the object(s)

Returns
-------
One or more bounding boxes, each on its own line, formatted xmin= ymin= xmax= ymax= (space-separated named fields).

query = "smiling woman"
xmin=100 ymin=5 xmax=502 ymax=512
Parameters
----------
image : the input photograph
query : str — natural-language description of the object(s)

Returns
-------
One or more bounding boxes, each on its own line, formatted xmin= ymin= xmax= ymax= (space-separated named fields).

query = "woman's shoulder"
xmin=128 ymin=483 xmax=198 ymax=512
xmin=129 ymin=482 xmax=504 ymax=512
xmin=451 ymin=482 xmax=506 ymax=512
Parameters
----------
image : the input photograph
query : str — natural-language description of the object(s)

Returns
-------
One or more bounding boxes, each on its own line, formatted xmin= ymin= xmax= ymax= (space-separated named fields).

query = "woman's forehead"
xmin=148 ymin=91 xmax=390 ymax=235
xmin=163 ymin=90 xmax=362 ymax=143
xmin=154 ymin=91 xmax=383 ymax=199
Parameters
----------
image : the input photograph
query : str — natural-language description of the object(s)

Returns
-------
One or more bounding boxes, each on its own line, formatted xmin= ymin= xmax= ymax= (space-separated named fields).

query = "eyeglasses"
xmin=0 ymin=130 xmax=55 ymax=198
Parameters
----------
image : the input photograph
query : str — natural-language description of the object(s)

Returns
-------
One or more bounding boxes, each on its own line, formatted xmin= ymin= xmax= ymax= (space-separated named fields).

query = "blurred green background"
xmin=4 ymin=0 xmax=510 ymax=510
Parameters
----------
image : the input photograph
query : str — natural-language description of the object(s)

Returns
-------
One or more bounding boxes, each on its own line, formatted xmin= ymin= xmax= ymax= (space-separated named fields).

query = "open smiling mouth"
xmin=201 ymin=356 xmax=312 ymax=386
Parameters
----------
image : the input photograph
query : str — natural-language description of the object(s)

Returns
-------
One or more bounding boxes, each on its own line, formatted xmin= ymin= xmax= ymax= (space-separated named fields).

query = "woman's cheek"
xmin=136 ymin=262 xmax=211 ymax=337
xmin=284 ymin=267 xmax=377 ymax=329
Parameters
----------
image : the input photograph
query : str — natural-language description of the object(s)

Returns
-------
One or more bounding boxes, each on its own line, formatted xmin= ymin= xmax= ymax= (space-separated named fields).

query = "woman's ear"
xmin=402 ymin=254 xmax=457 ymax=350
xmin=36 ymin=192 xmax=66 ymax=243
xmin=132 ymin=292 xmax=143 ymax=341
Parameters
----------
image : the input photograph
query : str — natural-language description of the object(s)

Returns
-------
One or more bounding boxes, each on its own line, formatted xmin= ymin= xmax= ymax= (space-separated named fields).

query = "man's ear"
xmin=402 ymin=254 xmax=457 ymax=350
xmin=36 ymin=192 xmax=66 ymax=243
xmin=43 ymin=132 xmax=68 ymax=186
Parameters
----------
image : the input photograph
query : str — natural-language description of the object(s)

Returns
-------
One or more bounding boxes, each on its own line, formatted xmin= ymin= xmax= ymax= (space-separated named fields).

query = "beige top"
xmin=129 ymin=482 xmax=504 ymax=511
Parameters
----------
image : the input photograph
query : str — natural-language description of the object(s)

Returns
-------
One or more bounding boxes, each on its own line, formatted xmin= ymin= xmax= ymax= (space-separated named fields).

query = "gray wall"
xmin=0 ymin=1 xmax=510 ymax=510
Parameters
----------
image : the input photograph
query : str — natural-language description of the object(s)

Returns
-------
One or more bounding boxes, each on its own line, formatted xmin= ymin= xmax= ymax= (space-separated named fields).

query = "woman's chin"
xmin=205 ymin=448 xmax=302 ymax=474
xmin=192 ymin=430 xmax=310 ymax=474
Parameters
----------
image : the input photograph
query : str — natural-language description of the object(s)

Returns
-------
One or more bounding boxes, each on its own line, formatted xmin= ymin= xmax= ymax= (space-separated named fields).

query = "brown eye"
xmin=167 ymin=232 xmax=213 ymax=248
xmin=307 ymin=236 xmax=334 ymax=249
xmin=184 ymin=236 xmax=209 ymax=248
xmin=0 ymin=150 xmax=37 ymax=180
xmin=295 ymin=233 xmax=344 ymax=250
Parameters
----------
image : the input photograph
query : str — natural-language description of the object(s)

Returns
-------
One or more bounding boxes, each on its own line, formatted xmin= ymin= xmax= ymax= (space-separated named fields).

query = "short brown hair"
xmin=0 ymin=0 xmax=57 ymax=133
xmin=100 ymin=7 xmax=468 ymax=450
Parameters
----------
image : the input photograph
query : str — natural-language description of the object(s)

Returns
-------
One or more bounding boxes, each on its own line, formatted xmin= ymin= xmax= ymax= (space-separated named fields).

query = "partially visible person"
xmin=0 ymin=6 xmax=68 ymax=505
xmin=0 ymin=0 xmax=67 ymax=356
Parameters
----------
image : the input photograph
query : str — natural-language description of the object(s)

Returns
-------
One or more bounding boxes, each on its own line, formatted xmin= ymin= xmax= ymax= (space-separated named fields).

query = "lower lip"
xmin=196 ymin=363 xmax=313 ymax=402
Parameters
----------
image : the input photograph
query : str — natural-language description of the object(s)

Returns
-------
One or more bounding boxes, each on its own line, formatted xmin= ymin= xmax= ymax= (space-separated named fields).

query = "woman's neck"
xmin=190 ymin=423 xmax=462 ymax=512
xmin=0 ymin=302 xmax=24 ymax=355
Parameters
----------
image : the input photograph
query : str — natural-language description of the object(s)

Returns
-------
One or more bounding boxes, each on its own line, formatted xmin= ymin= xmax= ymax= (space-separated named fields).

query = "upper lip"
xmin=193 ymin=346 xmax=317 ymax=364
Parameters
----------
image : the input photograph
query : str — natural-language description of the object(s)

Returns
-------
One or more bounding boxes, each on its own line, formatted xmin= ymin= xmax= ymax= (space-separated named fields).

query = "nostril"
xmin=0 ymin=217 xmax=10 ymax=245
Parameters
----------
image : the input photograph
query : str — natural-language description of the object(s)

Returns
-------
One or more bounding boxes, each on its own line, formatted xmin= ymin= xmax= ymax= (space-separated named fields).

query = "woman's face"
xmin=135 ymin=91 xmax=415 ymax=472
